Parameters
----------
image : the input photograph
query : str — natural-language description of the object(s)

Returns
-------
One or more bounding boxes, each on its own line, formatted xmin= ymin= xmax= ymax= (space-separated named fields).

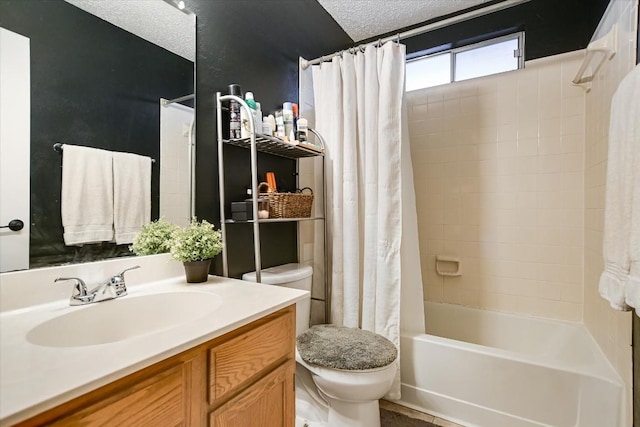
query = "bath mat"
xmin=380 ymin=408 xmax=438 ymax=427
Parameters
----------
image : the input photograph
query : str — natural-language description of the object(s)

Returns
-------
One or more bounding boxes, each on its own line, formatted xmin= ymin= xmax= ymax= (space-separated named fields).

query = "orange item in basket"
xmin=266 ymin=172 xmax=277 ymax=192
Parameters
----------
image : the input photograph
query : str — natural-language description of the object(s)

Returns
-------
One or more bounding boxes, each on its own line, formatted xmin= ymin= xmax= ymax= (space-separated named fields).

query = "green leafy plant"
xmin=129 ymin=218 xmax=180 ymax=255
xmin=170 ymin=219 xmax=223 ymax=262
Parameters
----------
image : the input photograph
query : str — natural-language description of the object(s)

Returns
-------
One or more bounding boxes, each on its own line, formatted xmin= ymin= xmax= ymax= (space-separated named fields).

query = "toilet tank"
xmin=242 ymin=263 xmax=312 ymax=335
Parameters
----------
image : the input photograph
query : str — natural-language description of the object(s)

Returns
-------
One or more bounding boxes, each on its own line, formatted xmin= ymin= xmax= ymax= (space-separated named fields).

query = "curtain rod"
xmin=300 ymin=0 xmax=531 ymax=69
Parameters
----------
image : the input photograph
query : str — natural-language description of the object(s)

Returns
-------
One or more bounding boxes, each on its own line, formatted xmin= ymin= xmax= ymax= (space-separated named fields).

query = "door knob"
xmin=0 ymin=219 xmax=24 ymax=231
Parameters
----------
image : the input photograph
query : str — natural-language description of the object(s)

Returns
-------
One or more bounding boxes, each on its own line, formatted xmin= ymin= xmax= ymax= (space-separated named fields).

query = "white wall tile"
xmin=408 ymin=51 xmax=586 ymax=323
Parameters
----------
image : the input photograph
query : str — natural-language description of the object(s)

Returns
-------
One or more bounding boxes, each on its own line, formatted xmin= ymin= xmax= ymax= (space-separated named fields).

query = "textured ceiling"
xmin=317 ymin=0 xmax=494 ymax=42
xmin=62 ymin=0 xmax=496 ymax=61
xmin=64 ymin=0 xmax=195 ymax=62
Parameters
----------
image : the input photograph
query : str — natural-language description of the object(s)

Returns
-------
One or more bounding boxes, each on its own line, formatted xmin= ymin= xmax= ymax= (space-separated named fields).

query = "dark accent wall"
xmin=366 ymin=0 xmax=610 ymax=60
xmin=189 ymin=0 xmax=351 ymax=278
xmin=0 ymin=0 xmax=193 ymax=268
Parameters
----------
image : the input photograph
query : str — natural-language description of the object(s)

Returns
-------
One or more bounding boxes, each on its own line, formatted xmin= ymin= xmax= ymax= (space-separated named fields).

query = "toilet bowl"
xmin=243 ymin=264 xmax=397 ymax=427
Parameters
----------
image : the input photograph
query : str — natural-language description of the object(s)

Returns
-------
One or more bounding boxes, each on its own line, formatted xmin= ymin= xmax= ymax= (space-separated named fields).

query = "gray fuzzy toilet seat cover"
xmin=296 ymin=325 xmax=397 ymax=370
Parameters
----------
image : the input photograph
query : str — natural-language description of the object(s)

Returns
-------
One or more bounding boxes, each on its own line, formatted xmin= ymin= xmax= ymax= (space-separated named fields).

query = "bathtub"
xmin=394 ymin=302 xmax=624 ymax=427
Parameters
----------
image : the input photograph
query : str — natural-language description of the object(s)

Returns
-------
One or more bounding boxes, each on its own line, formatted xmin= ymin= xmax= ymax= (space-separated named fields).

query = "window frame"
xmin=406 ymin=31 xmax=525 ymax=90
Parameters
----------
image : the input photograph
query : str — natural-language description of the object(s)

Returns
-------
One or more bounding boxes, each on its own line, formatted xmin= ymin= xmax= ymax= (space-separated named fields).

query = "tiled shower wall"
xmin=583 ymin=0 xmax=638 ymax=423
xmin=160 ymin=103 xmax=193 ymax=228
xmin=407 ymin=51 xmax=586 ymax=322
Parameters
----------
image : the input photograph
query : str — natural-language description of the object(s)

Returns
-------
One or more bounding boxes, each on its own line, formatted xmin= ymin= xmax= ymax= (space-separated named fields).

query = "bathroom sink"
xmin=26 ymin=292 xmax=220 ymax=347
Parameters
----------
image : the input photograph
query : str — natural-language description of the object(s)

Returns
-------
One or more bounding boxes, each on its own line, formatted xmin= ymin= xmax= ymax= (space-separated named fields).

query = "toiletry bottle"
xmin=241 ymin=92 xmax=257 ymax=139
xmin=292 ymin=103 xmax=299 ymax=138
xmin=267 ymin=114 xmax=276 ymax=136
xmin=263 ymin=116 xmax=272 ymax=135
xmin=275 ymin=110 xmax=285 ymax=139
xmin=283 ymin=102 xmax=294 ymax=142
xmin=297 ymin=117 xmax=308 ymax=142
xmin=240 ymin=107 xmax=250 ymax=139
xmin=255 ymin=102 xmax=263 ymax=135
xmin=228 ymin=84 xmax=242 ymax=139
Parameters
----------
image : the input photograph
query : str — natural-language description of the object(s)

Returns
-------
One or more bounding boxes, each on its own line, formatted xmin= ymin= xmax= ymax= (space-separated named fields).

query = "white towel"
xmin=599 ymin=64 xmax=640 ymax=312
xmin=61 ymin=145 xmax=114 ymax=245
xmin=112 ymin=152 xmax=151 ymax=244
xmin=623 ymin=65 xmax=640 ymax=313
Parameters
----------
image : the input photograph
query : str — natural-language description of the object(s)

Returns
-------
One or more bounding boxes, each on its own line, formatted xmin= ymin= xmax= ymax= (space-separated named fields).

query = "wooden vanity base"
xmin=15 ymin=306 xmax=295 ymax=427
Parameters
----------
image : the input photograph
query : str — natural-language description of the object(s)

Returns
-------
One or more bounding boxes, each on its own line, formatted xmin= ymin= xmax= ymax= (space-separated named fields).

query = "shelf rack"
xmin=216 ymin=92 xmax=327 ymax=284
xmin=224 ymin=134 xmax=324 ymax=159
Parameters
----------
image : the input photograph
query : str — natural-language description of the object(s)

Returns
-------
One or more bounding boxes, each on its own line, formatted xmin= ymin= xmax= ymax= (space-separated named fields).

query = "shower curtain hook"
xmin=396 ymin=34 xmax=400 ymax=44
xmin=377 ymin=39 xmax=382 ymax=48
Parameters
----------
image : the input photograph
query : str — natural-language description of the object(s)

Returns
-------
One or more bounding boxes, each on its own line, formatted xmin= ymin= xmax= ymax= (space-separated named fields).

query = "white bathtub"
xmin=394 ymin=302 xmax=624 ymax=427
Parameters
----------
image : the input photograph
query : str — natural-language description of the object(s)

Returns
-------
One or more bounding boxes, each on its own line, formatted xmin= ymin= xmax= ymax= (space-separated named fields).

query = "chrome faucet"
xmin=54 ymin=266 xmax=140 ymax=306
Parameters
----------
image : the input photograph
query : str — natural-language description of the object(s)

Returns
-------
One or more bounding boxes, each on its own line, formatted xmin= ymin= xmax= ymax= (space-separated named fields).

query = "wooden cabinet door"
xmin=209 ymin=362 xmax=294 ymax=427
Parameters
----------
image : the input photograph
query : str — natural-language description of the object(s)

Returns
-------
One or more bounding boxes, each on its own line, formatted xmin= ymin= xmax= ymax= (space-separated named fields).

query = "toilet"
xmin=243 ymin=263 xmax=397 ymax=427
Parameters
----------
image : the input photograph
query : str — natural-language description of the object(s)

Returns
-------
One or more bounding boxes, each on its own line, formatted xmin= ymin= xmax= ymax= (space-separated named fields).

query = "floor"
xmin=380 ymin=400 xmax=466 ymax=427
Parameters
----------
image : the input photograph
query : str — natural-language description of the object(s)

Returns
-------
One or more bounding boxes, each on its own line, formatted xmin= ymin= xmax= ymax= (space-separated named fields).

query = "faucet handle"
xmin=109 ymin=265 xmax=140 ymax=295
xmin=54 ymin=277 xmax=89 ymax=301
xmin=116 ymin=265 xmax=141 ymax=278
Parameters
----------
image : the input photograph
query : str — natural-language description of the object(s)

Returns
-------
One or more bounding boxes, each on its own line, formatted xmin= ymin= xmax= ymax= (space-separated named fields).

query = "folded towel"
xmin=113 ymin=152 xmax=151 ymax=244
xmin=61 ymin=145 xmax=114 ymax=245
xmin=599 ymin=64 xmax=640 ymax=311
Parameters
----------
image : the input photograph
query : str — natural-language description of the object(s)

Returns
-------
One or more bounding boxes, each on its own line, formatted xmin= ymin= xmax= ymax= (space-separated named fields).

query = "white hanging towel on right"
xmin=599 ymin=63 xmax=640 ymax=314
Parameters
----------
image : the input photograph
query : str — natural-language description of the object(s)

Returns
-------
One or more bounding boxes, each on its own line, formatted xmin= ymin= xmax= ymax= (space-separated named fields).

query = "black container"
xmin=231 ymin=201 xmax=253 ymax=221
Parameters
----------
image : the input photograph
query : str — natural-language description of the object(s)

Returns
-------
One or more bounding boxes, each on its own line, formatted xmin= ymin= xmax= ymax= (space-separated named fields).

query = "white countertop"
xmin=0 ymin=275 xmax=308 ymax=426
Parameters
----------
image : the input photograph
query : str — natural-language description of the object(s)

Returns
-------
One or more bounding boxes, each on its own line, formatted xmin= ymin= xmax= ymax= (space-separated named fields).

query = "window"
xmin=406 ymin=53 xmax=451 ymax=91
xmin=406 ymin=32 xmax=524 ymax=92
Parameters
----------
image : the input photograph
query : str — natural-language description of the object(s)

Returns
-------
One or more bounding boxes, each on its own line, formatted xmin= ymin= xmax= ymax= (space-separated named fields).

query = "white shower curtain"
xmin=311 ymin=41 xmax=424 ymax=399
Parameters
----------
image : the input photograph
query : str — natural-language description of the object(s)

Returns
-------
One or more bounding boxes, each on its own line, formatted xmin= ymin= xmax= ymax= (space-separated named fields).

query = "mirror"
xmin=0 ymin=0 xmax=195 ymax=272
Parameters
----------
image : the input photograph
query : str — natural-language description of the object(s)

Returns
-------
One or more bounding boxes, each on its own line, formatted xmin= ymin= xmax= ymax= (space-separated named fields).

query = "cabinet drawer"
xmin=51 ymin=364 xmax=186 ymax=427
xmin=209 ymin=308 xmax=294 ymax=405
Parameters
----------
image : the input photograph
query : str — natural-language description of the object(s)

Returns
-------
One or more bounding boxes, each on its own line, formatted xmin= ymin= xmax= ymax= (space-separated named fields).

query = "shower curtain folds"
xmin=311 ymin=41 xmax=424 ymax=399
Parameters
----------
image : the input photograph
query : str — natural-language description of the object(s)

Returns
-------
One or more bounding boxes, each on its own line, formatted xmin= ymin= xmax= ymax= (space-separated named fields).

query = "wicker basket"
xmin=260 ymin=186 xmax=314 ymax=218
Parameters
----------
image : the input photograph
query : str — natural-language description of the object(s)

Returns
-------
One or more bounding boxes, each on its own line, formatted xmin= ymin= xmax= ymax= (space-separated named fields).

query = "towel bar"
xmin=572 ymin=24 xmax=617 ymax=92
xmin=53 ymin=143 xmax=156 ymax=163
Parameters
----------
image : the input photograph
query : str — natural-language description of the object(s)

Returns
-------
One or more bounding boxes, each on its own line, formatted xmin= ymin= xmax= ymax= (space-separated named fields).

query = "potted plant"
xmin=129 ymin=218 xmax=180 ymax=255
xmin=170 ymin=219 xmax=223 ymax=283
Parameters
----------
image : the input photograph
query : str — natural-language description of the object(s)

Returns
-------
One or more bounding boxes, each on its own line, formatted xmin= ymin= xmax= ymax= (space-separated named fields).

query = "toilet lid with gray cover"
xmin=296 ymin=325 xmax=397 ymax=371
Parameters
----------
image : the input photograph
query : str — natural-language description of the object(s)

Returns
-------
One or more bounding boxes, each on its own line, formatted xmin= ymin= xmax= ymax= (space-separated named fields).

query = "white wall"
xmin=159 ymin=102 xmax=193 ymax=227
xmin=0 ymin=28 xmax=30 ymax=272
